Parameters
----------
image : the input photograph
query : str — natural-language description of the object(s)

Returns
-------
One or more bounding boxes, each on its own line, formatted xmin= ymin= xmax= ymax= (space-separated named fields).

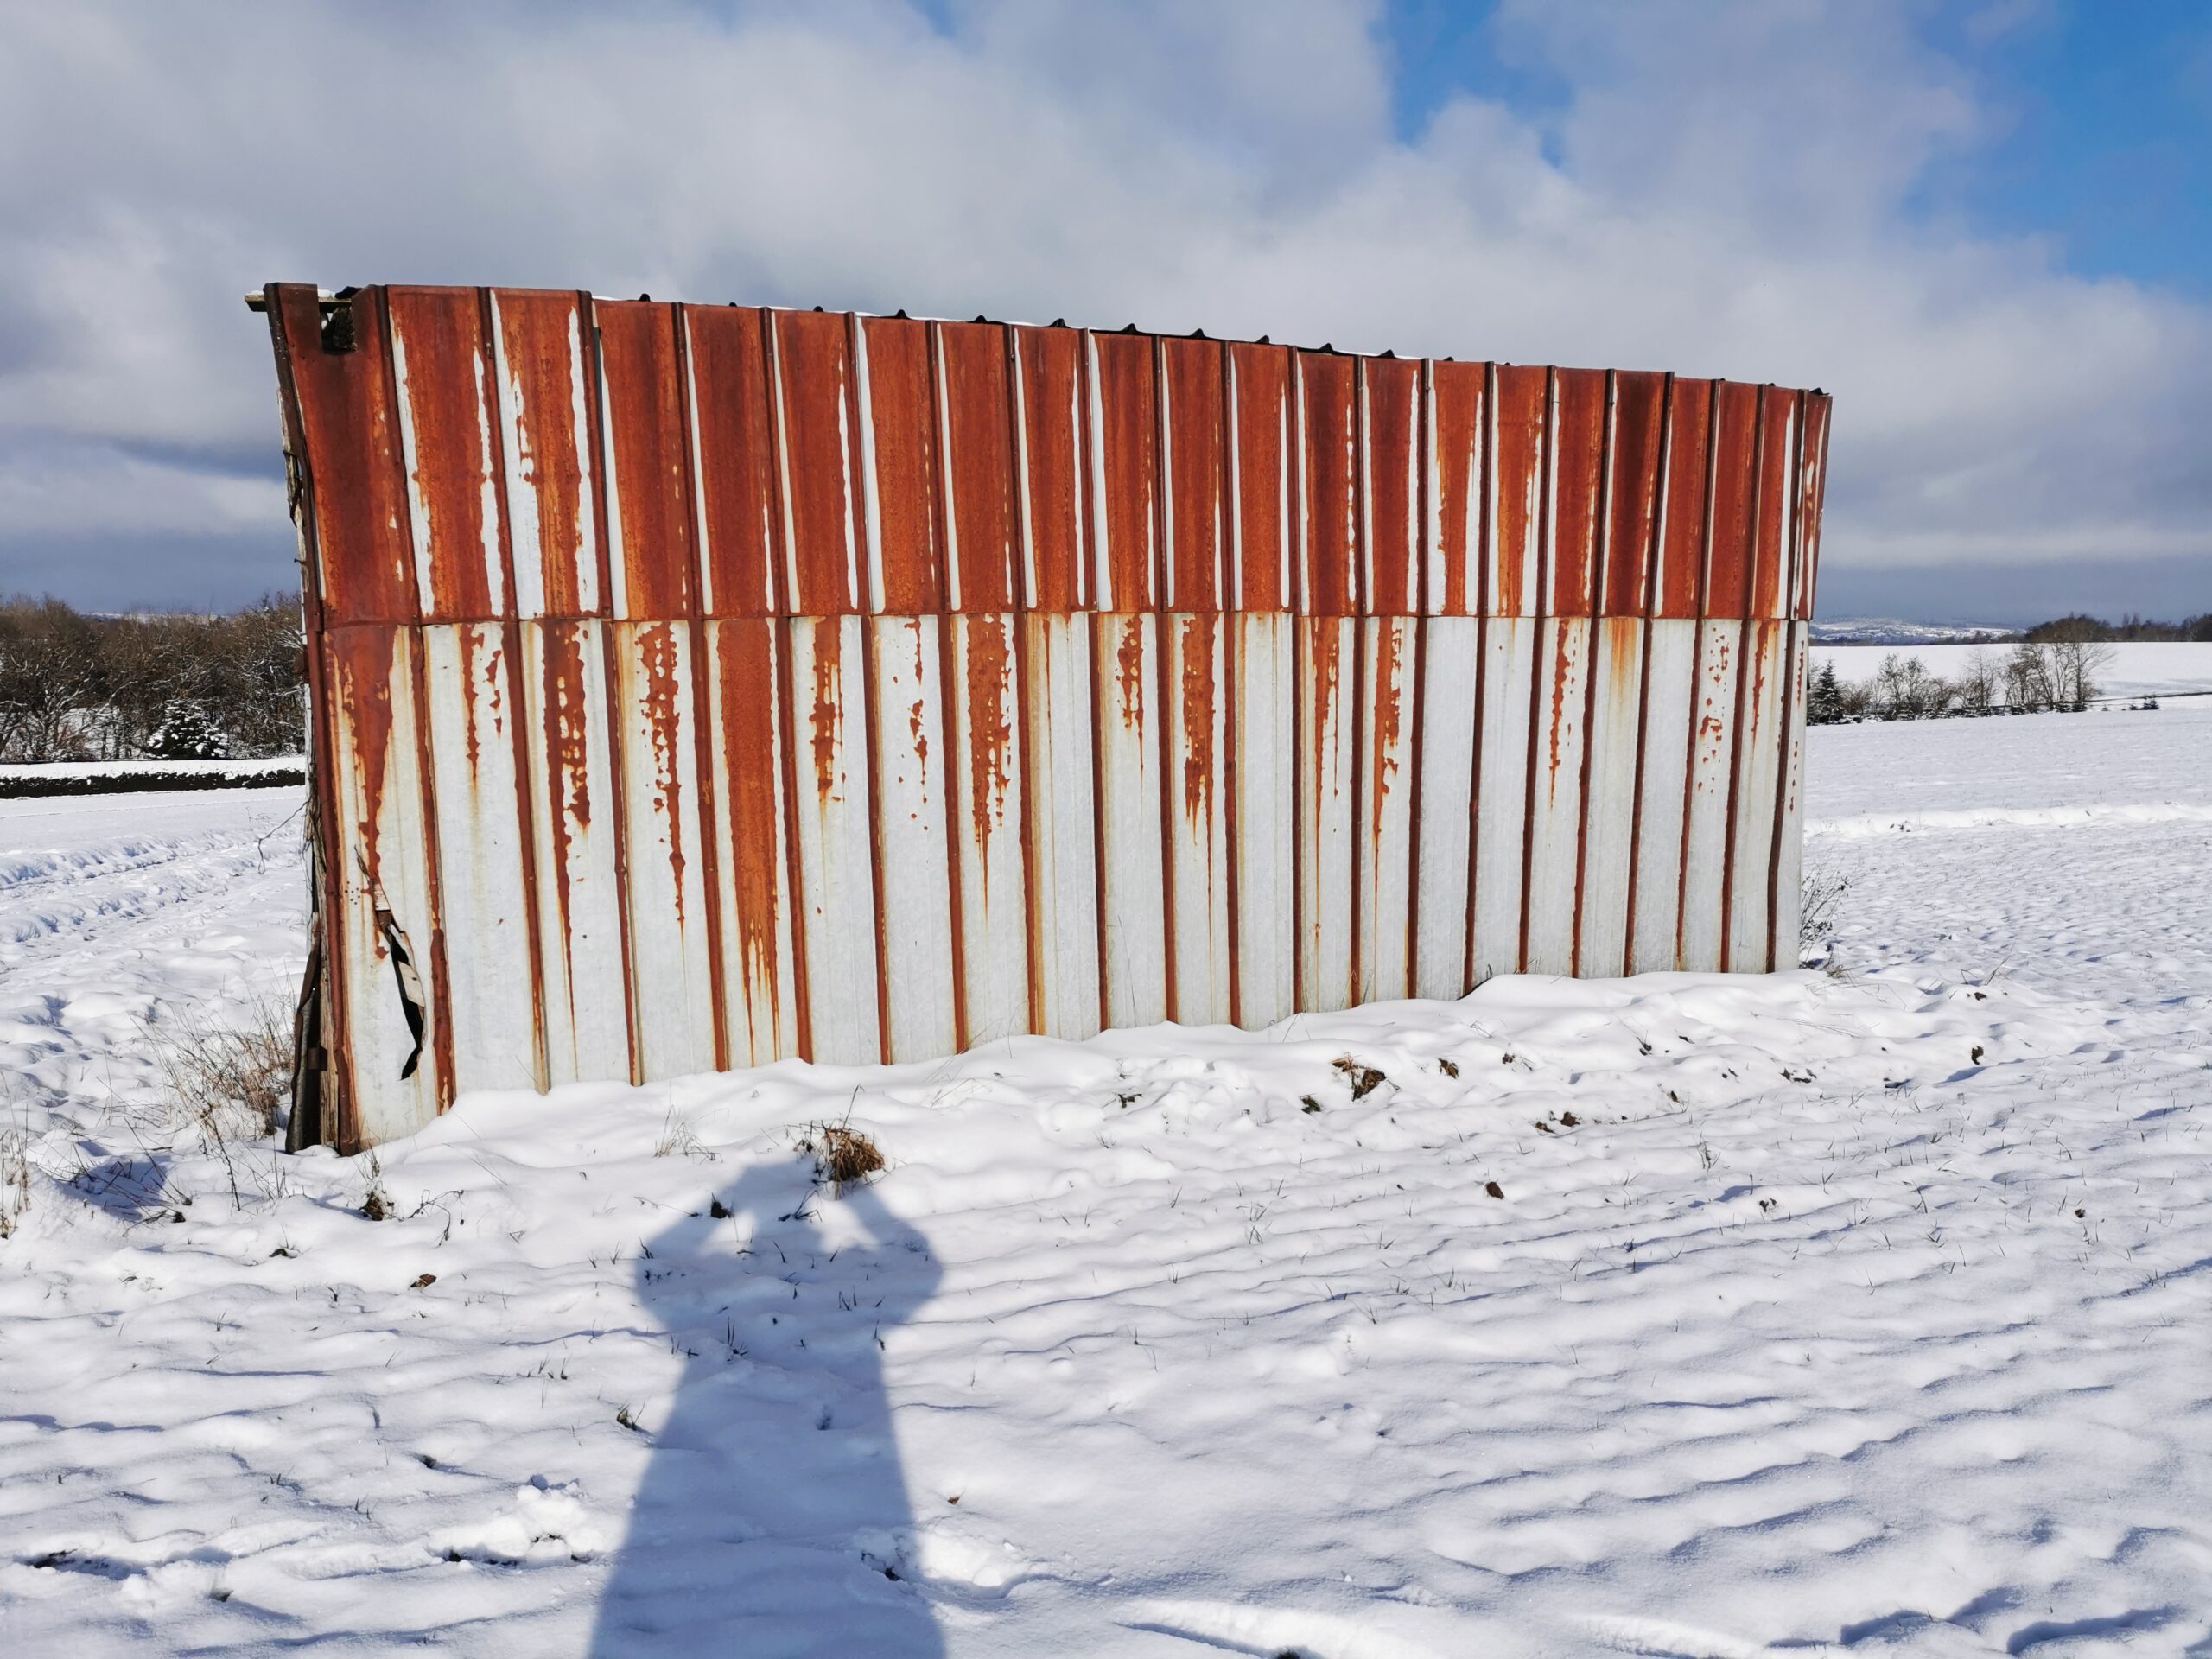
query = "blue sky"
xmin=0 ymin=0 xmax=2206 ymax=625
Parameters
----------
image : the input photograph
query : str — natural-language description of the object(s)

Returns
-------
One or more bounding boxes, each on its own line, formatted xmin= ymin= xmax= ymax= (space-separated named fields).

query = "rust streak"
xmin=810 ymin=620 xmax=845 ymax=803
xmin=639 ymin=621 xmax=689 ymax=925
xmin=965 ymin=618 xmax=1014 ymax=868
xmin=1179 ymin=613 xmax=1216 ymax=823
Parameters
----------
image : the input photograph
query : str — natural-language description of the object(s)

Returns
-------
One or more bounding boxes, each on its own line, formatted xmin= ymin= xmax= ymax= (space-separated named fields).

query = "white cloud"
xmin=0 ymin=0 xmax=2204 ymax=603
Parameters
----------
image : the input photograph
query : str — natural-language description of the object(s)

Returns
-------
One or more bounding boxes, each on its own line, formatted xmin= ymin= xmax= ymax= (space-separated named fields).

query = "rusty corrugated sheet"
xmin=259 ymin=284 xmax=1830 ymax=1149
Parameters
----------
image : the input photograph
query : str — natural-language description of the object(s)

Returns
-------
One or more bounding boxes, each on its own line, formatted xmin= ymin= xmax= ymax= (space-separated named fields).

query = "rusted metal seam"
xmin=1078 ymin=334 xmax=1113 ymax=1035
xmin=1347 ymin=359 xmax=1370 ymax=1007
xmin=1570 ymin=369 xmax=1616 ymax=976
xmin=1718 ymin=385 xmax=1770 ymax=971
xmin=579 ymin=294 xmax=645 ymax=1084
xmin=1516 ymin=367 xmax=1556 ymax=976
xmin=1216 ymin=338 xmax=1243 ymax=1027
xmin=1620 ymin=372 xmax=1675 ymax=974
xmin=1403 ymin=357 xmax=1432 ymax=998
xmin=844 ymin=311 xmax=895 ymax=1065
xmin=757 ymin=308 xmax=816 ymax=1062
xmin=373 ymin=286 xmax=457 ymax=1109
xmin=1765 ymin=391 xmax=1808 ymax=971
xmin=922 ymin=320 xmax=970 ymax=1052
xmin=1001 ymin=323 xmax=1046 ymax=1038
xmin=473 ymin=285 xmax=551 ymax=1092
xmin=670 ymin=303 xmax=734 ymax=1073
xmin=1286 ymin=355 xmax=1306 ymax=1009
xmin=1148 ymin=333 xmax=1180 ymax=1024
xmin=264 ymin=286 xmax=358 ymax=1148
xmin=1674 ymin=380 xmax=1724 ymax=972
xmin=1461 ymin=360 xmax=1496 ymax=995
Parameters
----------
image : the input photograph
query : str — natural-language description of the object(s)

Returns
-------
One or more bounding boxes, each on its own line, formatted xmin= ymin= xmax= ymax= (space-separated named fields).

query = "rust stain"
xmin=1115 ymin=613 xmax=1146 ymax=730
xmin=1179 ymin=613 xmax=1216 ymax=823
xmin=905 ymin=617 xmax=931 ymax=798
xmin=539 ymin=622 xmax=594 ymax=949
xmin=457 ymin=625 xmax=483 ymax=782
xmin=716 ymin=620 xmax=784 ymax=1048
xmin=1309 ymin=619 xmax=1343 ymax=801
xmin=391 ymin=290 xmax=494 ymax=619
xmin=1492 ymin=365 xmax=1546 ymax=618
xmin=1431 ymin=361 xmax=1486 ymax=616
xmin=639 ymin=622 xmax=689 ymax=923
xmin=1370 ymin=620 xmax=1402 ymax=805
xmin=966 ymin=619 xmax=1015 ymax=849
xmin=330 ymin=629 xmax=397 ymax=898
xmin=496 ymin=292 xmax=591 ymax=614
xmin=1548 ymin=624 xmax=1575 ymax=791
xmin=810 ymin=621 xmax=845 ymax=801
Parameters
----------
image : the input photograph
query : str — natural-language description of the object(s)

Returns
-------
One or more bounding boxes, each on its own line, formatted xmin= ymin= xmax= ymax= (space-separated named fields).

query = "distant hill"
xmin=1808 ymin=618 xmax=2018 ymax=645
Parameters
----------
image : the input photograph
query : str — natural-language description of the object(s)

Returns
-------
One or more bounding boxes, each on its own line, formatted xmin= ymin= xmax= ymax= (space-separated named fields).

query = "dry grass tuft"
xmin=804 ymin=1122 xmax=886 ymax=1189
xmin=0 ymin=1126 xmax=30 ymax=1240
xmin=150 ymin=998 xmax=292 ymax=1141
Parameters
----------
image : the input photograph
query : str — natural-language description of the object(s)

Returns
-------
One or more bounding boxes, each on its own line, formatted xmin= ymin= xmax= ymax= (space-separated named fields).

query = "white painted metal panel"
xmin=324 ymin=627 xmax=446 ymax=1141
xmin=1726 ymin=619 xmax=1787 ymax=972
xmin=1678 ymin=618 xmax=1741 ymax=972
xmin=870 ymin=614 xmax=958 ymax=1061
xmin=1412 ymin=615 xmax=1478 ymax=1000
xmin=610 ymin=620 xmax=718 ymax=1080
xmin=1630 ymin=619 xmax=1698 ymax=974
xmin=1298 ymin=616 xmax=1358 ymax=1012
xmin=1094 ymin=611 xmax=1167 ymax=1028
xmin=1768 ymin=623 xmax=1809 ymax=969
xmin=520 ymin=619 xmax=632 ymax=1085
xmin=786 ymin=613 xmax=883 ymax=1064
xmin=1232 ymin=613 xmax=1296 ymax=1027
xmin=1471 ymin=616 xmax=1535 ymax=983
xmin=1024 ymin=613 xmax=1101 ymax=1039
xmin=1576 ymin=616 xmax=1644 ymax=978
xmin=416 ymin=623 xmax=542 ymax=1093
xmin=949 ymin=613 xmax=1033 ymax=1046
xmin=1361 ymin=616 xmax=1417 ymax=1001
xmin=703 ymin=618 xmax=801 ymax=1068
xmin=1522 ymin=616 xmax=1591 ymax=976
xmin=1166 ymin=613 xmax=1234 ymax=1026
xmin=487 ymin=291 xmax=599 ymax=620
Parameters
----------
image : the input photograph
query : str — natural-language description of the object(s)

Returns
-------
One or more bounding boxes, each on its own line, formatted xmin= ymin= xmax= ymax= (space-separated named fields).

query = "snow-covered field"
xmin=3 ymin=706 xmax=2209 ymax=1656
xmin=1812 ymin=640 xmax=2212 ymax=701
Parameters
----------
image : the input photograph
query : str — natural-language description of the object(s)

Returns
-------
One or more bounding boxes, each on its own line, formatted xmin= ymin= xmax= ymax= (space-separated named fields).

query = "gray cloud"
xmin=0 ymin=0 xmax=2205 ymax=615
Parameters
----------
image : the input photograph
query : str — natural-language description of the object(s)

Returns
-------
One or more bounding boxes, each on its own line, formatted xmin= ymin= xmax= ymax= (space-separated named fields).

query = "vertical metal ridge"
xmin=1462 ymin=359 xmax=1496 ymax=995
xmin=473 ymin=286 xmax=551 ymax=1091
xmin=1348 ymin=358 xmax=1369 ymax=1006
xmin=1149 ymin=333 xmax=1180 ymax=1024
xmin=1718 ymin=385 xmax=1769 ymax=971
xmin=1217 ymin=337 xmax=1243 ymax=1027
xmin=999 ymin=321 xmax=1042 ymax=1039
xmin=1516 ymin=367 xmax=1555 ymax=976
xmin=1674 ymin=380 xmax=1723 ymax=972
xmin=845 ymin=311 xmax=895 ymax=1065
xmin=1621 ymin=372 xmax=1675 ymax=973
xmin=1078 ymin=334 xmax=1113 ymax=1036
xmin=578 ymin=295 xmax=645 ymax=1084
xmin=264 ymin=286 xmax=361 ymax=1146
xmin=1766 ymin=390 xmax=1808 ymax=971
xmin=918 ymin=318 xmax=970 ymax=1054
xmin=756 ymin=308 xmax=815 ymax=1062
xmin=670 ymin=303 xmax=732 ymax=1073
xmin=372 ymin=286 xmax=457 ymax=1108
xmin=1288 ymin=353 xmax=1306 ymax=1013
xmin=1404 ymin=357 xmax=1432 ymax=995
xmin=1570 ymin=369 xmax=1617 ymax=976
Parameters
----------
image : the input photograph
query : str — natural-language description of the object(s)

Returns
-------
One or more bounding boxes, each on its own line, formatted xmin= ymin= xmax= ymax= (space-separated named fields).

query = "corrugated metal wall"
xmin=261 ymin=283 xmax=1830 ymax=1150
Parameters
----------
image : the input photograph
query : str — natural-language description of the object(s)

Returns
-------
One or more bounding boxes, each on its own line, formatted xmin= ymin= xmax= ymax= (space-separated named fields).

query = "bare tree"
xmin=1957 ymin=645 xmax=1999 ymax=714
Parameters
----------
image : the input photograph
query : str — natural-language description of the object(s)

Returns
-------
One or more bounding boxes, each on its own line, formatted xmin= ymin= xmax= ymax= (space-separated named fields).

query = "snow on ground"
xmin=1 ymin=711 xmax=2209 ymax=1656
xmin=1812 ymin=640 xmax=2212 ymax=701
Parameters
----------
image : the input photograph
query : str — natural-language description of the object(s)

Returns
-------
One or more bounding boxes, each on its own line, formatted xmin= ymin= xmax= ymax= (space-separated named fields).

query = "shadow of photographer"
xmin=591 ymin=1151 xmax=944 ymax=1656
